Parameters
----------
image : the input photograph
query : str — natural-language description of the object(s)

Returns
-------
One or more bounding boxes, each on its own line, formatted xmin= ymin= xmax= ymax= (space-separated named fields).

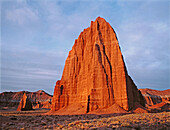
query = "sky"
xmin=1 ymin=0 xmax=169 ymax=95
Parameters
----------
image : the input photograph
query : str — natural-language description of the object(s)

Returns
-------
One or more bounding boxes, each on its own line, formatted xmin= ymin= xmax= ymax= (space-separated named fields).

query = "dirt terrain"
xmin=1 ymin=110 xmax=169 ymax=130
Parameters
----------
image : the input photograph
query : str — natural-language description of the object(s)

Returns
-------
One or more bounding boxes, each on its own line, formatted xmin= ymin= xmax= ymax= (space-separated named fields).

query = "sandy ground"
xmin=0 ymin=110 xmax=170 ymax=130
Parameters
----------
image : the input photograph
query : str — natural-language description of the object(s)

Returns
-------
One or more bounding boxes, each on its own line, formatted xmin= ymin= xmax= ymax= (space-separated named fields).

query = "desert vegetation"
xmin=1 ymin=111 xmax=169 ymax=129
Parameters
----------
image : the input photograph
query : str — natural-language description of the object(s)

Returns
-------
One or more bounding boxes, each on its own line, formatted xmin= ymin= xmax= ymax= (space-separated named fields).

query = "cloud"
xmin=151 ymin=22 xmax=169 ymax=33
xmin=6 ymin=6 xmax=38 ymax=25
xmin=1 ymin=0 xmax=169 ymax=94
xmin=1 ymin=42 xmax=65 ymax=94
xmin=114 ymin=1 xmax=169 ymax=90
xmin=117 ymin=20 xmax=169 ymax=90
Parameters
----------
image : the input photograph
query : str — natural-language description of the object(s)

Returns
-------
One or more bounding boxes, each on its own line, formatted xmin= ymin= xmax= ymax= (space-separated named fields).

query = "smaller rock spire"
xmin=17 ymin=93 xmax=33 ymax=111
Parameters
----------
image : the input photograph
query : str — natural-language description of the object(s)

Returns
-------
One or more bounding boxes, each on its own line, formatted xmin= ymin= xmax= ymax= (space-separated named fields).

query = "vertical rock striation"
xmin=17 ymin=93 xmax=33 ymax=111
xmin=51 ymin=17 xmax=145 ymax=114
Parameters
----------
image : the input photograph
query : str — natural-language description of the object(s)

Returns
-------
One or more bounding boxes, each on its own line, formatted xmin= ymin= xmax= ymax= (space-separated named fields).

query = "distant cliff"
xmin=139 ymin=88 xmax=170 ymax=105
xmin=140 ymin=88 xmax=170 ymax=112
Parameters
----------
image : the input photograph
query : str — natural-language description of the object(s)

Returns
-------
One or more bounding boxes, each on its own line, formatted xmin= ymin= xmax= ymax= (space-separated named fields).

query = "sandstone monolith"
xmin=51 ymin=17 xmax=145 ymax=115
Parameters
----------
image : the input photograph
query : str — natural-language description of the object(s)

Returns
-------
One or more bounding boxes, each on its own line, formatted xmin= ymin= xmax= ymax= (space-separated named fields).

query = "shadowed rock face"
xmin=51 ymin=17 xmax=145 ymax=114
xmin=17 ymin=93 xmax=33 ymax=111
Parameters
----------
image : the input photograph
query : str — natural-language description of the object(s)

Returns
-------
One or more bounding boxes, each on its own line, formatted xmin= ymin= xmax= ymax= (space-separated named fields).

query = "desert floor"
xmin=0 ymin=110 xmax=170 ymax=130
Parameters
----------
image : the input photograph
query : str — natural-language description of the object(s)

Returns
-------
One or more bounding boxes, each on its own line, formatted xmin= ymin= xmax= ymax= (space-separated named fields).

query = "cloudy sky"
xmin=1 ymin=0 xmax=169 ymax=94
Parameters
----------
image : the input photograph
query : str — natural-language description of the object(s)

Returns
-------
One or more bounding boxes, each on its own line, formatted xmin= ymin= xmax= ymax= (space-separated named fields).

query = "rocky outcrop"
xmin=139 ymin=89 xmax=170 ymax=106
xmin=140 ymin=88 xmax=170 ymax=112
xmin=17 ymin=93 xmax=33 ymax=111
xmin=33 ymin=101 xmax=52 ymax=109
xmin=0 ymin=90 xmax=52 ymax=110
xmin=51 ymin=17 xmax=145 ymax=115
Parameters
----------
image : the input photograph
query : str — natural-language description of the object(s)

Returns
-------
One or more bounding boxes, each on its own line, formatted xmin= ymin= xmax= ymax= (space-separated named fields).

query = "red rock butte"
xmin=51 ymin=17 xmax=145 ymax=115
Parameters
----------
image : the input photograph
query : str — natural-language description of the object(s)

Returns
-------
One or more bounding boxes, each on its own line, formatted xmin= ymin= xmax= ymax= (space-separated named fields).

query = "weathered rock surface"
xmin=51 ymin=17 xmax=145 ymax=114
xmin=0 ymin=90 xmax=52 ymax=110
xmin=33 ymin=101 xmax=52 ymax=109
xmin=17 ymin=93 xmax=33 ymax=111
xmin=131 ymin=103 xmax=149 ymax=113
xmin=140 ymin=88 xmax=170 ymax=105
xmin=140 ymin=88 xmax=170 ymax=112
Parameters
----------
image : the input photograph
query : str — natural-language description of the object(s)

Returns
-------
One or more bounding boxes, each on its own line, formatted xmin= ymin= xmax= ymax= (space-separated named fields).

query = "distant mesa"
xmin=0 ymin=90 xmax=52 ymax=110
xmin=50 ymin=16 xmax=146 ymax=115
xmin=140 ymin=89 xmax=170 ymax=112
xmin=139 ymin=88 xmax=170 ymax=105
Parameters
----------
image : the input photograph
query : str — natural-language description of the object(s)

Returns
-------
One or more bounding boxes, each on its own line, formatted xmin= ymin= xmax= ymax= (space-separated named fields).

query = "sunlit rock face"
xmin=51 ymin=17 xmax=145 ymax=114
xmin=17 ymin=93 xmax=33 ymax=111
